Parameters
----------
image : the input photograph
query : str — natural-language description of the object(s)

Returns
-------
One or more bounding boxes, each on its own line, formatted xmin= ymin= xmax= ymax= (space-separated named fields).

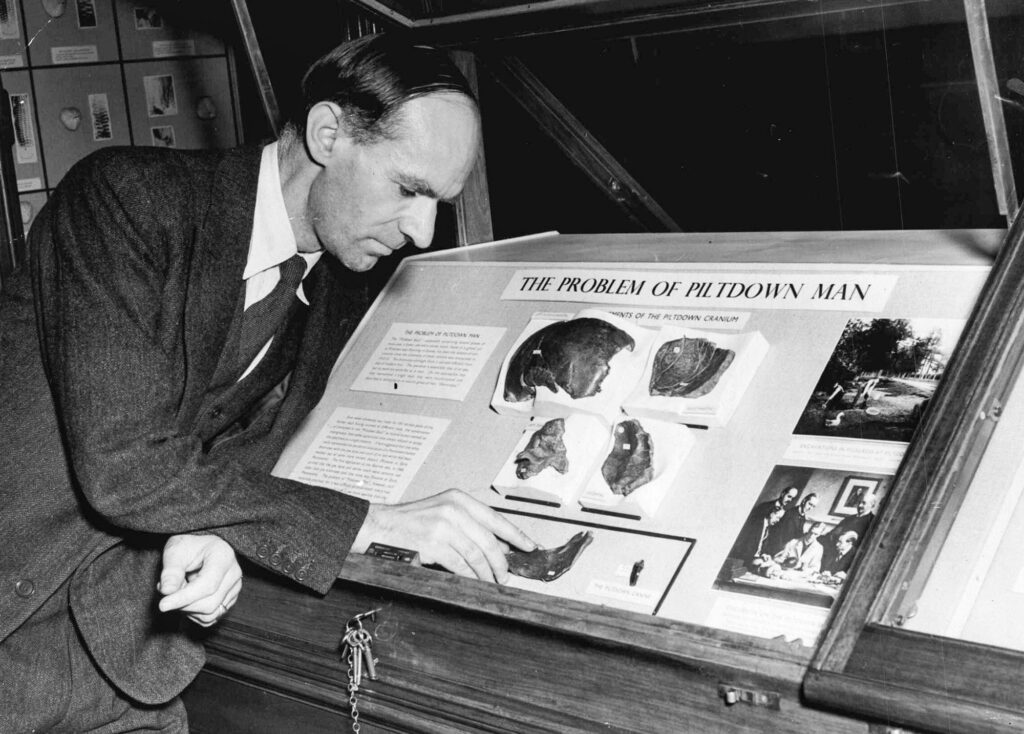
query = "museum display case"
xmin=173 ymin=0 xmax=1024 ymax=731
xmin=804 ymin=209 xmax=1024 ymax=731
xmin=182 ymin=226 xmax=1013 ymax=733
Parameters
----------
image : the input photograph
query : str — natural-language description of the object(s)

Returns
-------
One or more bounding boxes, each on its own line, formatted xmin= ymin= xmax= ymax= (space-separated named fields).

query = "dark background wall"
xmin=236 ymin=1 xmax=1024 ymax=240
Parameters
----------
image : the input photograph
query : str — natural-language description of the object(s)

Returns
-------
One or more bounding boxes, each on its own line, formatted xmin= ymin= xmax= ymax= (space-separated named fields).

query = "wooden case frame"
xmin=804 ymin=212 xmax=1024 ymax=732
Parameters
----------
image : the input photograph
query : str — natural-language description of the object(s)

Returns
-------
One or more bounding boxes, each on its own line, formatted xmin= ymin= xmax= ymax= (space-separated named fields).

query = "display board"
xmin=276 ymin=231 xmax=996 ymax=650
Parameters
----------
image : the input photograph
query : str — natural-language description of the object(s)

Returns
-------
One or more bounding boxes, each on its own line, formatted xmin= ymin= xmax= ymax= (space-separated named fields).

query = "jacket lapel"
xmin=179 ymin=147 xmax=263 ymax=426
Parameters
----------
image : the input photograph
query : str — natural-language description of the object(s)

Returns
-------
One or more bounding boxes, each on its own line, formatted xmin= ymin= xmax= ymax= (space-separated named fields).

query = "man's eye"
xmin=399 ymin=186 xmax=416 ymax=197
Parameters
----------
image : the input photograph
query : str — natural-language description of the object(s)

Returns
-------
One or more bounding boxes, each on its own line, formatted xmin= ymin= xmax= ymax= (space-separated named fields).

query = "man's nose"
xmin=400 ymin=198 xmax=437 ymax=250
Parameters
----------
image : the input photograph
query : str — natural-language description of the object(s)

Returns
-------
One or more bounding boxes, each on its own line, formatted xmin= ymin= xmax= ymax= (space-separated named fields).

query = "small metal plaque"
xmin=366 ymin=543 xmax=421 ymax=565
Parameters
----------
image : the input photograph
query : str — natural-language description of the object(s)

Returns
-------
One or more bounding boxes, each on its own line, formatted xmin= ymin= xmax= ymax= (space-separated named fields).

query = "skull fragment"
xmin=504 ymin=318 xmax=635 ymax=402
xmin=601 ymin=419 xmax=654 ymax=496
xmin=649 ymin=336 xmax=734 ymax=398
xmin=514 ymin=418 xmax=568 ymax=479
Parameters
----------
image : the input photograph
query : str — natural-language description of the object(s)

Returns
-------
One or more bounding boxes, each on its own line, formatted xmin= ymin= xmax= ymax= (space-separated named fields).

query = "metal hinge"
xmin=718 ymin=683 xmax=781 ymax=710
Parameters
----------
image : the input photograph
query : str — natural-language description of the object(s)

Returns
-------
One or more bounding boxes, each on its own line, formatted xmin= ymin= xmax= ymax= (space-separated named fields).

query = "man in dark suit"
xmin=765 ymin=492 xmax=819 ymax=556
xmin=823 ymin=493 xmax=877 ymax=547
xmin=729 ymin=505 xmax=786 ymax=568
xmin=819 ymin=530 xmax=859 ymax=580
xmin=751 ymin=486 xmax=799 ymax=526
xmin=0 ymin=35 xmax=534 ymax=732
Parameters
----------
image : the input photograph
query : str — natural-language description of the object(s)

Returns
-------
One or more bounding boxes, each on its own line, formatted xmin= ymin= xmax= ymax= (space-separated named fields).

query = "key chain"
xmin=341 ymin=608 xmax=381 ymax=733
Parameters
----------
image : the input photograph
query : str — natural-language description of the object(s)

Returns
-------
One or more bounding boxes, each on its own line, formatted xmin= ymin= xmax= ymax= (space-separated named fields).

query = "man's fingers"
xmin=446 ymin=489 xmax=537 ymax=552
xmin=159 ymin=535 xmax=203 ymax=594
xmin=159 ymin=575 xmax=215 ymax=612
xmin=158 ymin=568 xmax=185 ymax=595
xmin=353 ymin=489 xmax=537 ymax=583
xmin=157 ymin=534 xmax=242 ymax=613
xmin=453 ymin=517 xmax=510 ymax=583
xmin=182 ymin=577 xmax=242 ymax=627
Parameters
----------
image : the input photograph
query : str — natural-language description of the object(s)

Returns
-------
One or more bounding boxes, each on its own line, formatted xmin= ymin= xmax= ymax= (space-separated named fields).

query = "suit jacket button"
xmin=282 ymin=560 xmax=294 ymax=574
xmin=15 ymin=579 xmax=35 ymax=598
xmin=256 ymin=544 xmax=269 ymax=559
xmin=269 ymin=554 xmax=281 ymax=567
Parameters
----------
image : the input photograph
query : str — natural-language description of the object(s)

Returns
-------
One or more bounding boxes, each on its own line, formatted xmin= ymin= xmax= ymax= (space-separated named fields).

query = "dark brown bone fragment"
xmin=649 ymin=337 xmax=735 ymax=398
xmin=514 ymin=418 xmax=569 ymax=479
xmin=503 ymin=318 xmax=635 ymax=402
xmin=506 ymin=530 xmax=594 ymax=582
xmin=601 ymin=419 xmax=654 ymax=496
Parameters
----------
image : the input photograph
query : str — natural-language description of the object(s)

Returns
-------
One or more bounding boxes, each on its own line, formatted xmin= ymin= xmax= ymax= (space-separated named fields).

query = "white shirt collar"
xmin=244 ymin=142 xmax=322 ymax=280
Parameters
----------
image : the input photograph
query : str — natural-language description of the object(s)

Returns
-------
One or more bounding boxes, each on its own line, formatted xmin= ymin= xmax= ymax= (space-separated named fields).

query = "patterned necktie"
xmin=238 ymin=253 xmax=307 ymax=369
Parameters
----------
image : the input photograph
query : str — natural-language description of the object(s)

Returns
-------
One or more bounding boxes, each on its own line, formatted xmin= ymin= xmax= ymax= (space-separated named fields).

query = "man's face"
xmin=780 ymin=487 xmax=798 ymax=507
xmin=800 ymin=496 xmax=817 ymax=515
xmin=307 ymin=93 xmax=480 ymax=272
xmin=836 ymin=536 xmax=853 ymax=554
xmin=767 ymin=508 xmax=784 ymax=525
xmin=857 ymin=496 xmax=874 ymax=516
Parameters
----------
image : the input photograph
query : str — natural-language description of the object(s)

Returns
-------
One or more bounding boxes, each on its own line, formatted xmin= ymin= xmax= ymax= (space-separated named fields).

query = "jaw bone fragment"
xmin=515 ymin=418 xmax=568 ymax=479
xmin=506 ymin=530 xmax=593 ymax=582
xmin=601 ymin=419 xmax=654 ymax=496
xmin=649 ymin=336 xmax=734 ymax=398
xmin=504 ymin=317 xmax=635 ymax=402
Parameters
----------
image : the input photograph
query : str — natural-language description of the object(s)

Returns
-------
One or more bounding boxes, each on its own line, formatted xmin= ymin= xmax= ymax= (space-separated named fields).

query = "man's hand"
xmin=157 ymin=534 xmax=242 ymax=627
xmin=351 ymin=488 xmax=536 ymax=584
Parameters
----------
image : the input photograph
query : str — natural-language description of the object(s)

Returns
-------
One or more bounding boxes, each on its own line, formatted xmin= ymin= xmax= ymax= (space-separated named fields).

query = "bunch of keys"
xmin=341 ymin=608 xmax=380 ymax=733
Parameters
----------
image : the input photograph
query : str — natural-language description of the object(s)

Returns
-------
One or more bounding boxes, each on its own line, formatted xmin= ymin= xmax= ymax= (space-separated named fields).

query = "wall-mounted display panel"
xmin=123 ymin=57 xmax=236 ymax=150
xmin=114 ymin=2 xmax=224 ymax=60
xmin=23 ymin=0 xmax=120 ymax=66
xmin=19 ymin=190 xmax=46 ymax=233
xmin=275 ymin=230 xmax=999 ymax=657
xmin=3 ymin=68 xmax=46 ymax=191
xmin=0 ymin=0 xmax=27 ymax=69
xmin=33 ymin=63 xmax=130 ymax=185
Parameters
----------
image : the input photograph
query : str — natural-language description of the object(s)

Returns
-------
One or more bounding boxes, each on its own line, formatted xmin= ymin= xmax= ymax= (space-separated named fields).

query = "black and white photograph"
xmin=144 ymin=74 xmax=178 ymax=117
xmin=134 ymin=6 xmax=163 ymax=29
xmin=830 ymin=475 xmax=880 ymax=517
xmin=88 ymin=92 xmax=112 ymax=141
xmin=793 ymin=317 xmax=965 ymax=442
xmin=150 ymin=124 xmax=175 ymax=147
xmin=76 ymin=0 xmax=97 ymax=28
xmin=0 ymin=0 xmax=20 ymax=40
xmin=715 ymin=465 xmax=889 ymax=607
xmin=0 ymin=17 xmax=1017 ymax=732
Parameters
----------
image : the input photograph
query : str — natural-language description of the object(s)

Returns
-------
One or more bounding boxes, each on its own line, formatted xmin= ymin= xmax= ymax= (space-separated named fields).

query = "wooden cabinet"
xmin=184 ymin=229 xmax=1016 ymax=733
xmin=187 ymin=2 xmax=1024 ymax=731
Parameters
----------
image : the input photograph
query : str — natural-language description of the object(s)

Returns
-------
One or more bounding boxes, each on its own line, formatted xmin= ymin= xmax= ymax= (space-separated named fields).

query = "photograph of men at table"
xmin=715 ymin=465 xmax=888 ymax=607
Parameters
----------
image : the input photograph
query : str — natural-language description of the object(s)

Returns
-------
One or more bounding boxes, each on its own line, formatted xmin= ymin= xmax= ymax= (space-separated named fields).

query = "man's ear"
xmin=305 ymin=102 xmax=347 ymax=166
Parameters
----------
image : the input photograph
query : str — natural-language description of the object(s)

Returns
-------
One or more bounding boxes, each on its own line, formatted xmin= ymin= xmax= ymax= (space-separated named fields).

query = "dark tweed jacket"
xmin=0 ymin=145 xmax=369 ymax=704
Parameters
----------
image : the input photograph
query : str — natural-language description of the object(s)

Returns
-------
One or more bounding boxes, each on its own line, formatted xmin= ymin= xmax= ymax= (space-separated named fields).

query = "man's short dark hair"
xmin=291 ymin=34 xmax=477 ymax=143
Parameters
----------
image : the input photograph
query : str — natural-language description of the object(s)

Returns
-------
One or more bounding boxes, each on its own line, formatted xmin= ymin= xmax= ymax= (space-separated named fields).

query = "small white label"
xmin=51 ymin=45 xmax=99 ymax=64
xmin=152 ymin=39 xmax=195 ymax=58
xmin=586 ymin=579 xmax=656 ymax=605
